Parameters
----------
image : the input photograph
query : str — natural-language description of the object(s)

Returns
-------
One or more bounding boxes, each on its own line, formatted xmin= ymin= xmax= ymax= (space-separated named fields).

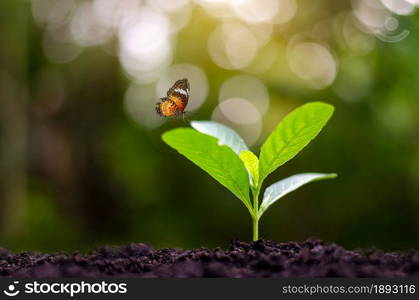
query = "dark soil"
xmin=1 ymin=238 xmax=419 ymax=277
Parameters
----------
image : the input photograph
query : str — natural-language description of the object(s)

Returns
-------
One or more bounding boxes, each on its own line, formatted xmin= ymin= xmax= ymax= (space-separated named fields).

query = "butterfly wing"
xmin=167 ymin=78 xmax=190 ymax=114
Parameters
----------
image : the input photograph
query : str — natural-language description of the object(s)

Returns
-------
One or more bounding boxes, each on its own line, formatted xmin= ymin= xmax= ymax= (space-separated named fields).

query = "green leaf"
xmin=239 ymin=150 xmax=259 ymax=188
xmin=259 ymin=173 xmax=337 ymax=218
xmin=162 ymin=128 xmax=252 ymax=214
xmin=259 ymin=102 xmax=334 ymax=182
xmin=191 ymin=121 xmax=248 ymax=155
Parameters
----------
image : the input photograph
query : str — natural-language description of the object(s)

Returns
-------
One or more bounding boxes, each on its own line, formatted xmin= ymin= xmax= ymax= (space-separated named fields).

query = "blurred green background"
xmin=1 ymin=0 xmax=419 ymax=252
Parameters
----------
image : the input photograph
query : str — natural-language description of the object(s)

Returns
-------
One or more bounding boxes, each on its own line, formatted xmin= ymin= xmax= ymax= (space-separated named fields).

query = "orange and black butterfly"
xmin=156 ymin=78 xmax=190 ymax=117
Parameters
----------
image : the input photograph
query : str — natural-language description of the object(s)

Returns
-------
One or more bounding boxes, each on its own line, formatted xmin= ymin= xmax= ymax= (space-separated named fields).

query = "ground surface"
xmin=1 ymin=238 xmax=418 ymax=277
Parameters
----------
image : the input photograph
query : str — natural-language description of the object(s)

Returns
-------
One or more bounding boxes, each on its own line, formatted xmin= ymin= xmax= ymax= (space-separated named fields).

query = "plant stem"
xmin=252 ymin=216 xmax=259 ymax=241
xmin=252 ymin=189 xmax=260 ymax=241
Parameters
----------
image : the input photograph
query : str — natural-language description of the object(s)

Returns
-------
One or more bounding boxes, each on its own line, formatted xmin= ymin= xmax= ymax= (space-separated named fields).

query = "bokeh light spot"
xmin=118 ymin=7 xmax=172 ymax=83
xmin=288 ymin=42 xmax=337 ymax=89
xmin=381 ymin=0 xmax=416 ymax=16
xmin=231 ymin=0 xmax=279 ymax=24
xmin=124 ymin=83 xmax=165 ymax=129
xmin=218 ymin=97 xmax=261 ymax=125
xmin=219 ymin=75 xmax=270 ymax=115
xmin=208 ymin=23 xmax=258 ymax=70
xmin=70 ymin=2 xmax=112 ymax=47
xmin=212 ymin=101 xmax=262 ymax=146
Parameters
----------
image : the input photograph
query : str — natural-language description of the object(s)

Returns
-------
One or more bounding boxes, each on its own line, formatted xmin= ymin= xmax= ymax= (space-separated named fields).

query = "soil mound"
xmin=1 ymin=238 xmax=418 ymax=277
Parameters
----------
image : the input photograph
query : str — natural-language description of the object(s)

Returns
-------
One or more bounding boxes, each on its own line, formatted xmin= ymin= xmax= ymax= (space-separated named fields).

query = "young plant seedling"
xmin=162 ymin=102 xmax=336 ymax=240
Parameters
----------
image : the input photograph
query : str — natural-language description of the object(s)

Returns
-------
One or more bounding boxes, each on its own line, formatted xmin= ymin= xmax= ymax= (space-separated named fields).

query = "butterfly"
xmin=156 ymin=78 xmax=190 ymax=117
